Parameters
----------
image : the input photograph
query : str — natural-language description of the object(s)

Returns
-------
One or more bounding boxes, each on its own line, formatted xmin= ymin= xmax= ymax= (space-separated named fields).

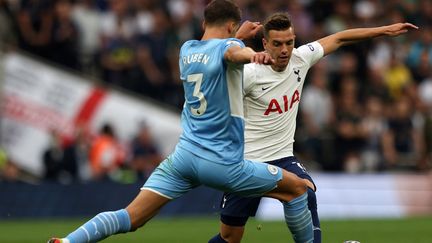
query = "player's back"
xmin=178 ymin=38 xmax=245 ymax=164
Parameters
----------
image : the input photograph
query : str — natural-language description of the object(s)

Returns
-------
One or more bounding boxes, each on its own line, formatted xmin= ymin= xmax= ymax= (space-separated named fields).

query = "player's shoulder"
xmin=292 ymin=41 xmax=323 ymax=63
xmin=224 ymin=38 xmax=244 ymax=46
xmin=244 ymin=62 xmax=268 ymax=78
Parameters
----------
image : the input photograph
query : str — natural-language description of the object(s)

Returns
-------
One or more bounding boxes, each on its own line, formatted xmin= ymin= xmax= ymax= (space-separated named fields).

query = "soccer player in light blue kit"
xmin=48 ymin=1 xmax=314 ymax=242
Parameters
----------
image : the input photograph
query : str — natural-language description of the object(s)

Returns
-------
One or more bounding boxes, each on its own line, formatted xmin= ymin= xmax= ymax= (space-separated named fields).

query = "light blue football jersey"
xmin=178 ymin=38 xmax=245 ymax=164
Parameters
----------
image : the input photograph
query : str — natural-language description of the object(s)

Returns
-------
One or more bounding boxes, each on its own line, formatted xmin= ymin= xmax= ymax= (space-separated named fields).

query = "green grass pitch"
xmin=0 ymin=216 xmax=431 ymax=242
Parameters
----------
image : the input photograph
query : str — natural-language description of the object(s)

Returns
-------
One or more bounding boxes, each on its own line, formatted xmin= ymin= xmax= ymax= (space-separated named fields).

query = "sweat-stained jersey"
xmin=178 ymin=38 xmax=246 ymax=164
xmin=243 ymin=41 xmax=324 ymax=162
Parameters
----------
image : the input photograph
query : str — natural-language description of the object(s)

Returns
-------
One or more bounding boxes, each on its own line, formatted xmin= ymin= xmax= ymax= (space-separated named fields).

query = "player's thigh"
xmin=225 ymin=160 xmax=282 ymax=197
xmin=220 ymin=193 xmax=262 ymax=219
xmin=142 ymin=148 xmax=199 ymax=200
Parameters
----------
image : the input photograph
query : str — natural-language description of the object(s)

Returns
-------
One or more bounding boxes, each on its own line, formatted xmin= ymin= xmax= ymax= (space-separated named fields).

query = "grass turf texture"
xmin=0 ymin=216 xmax=431 ymax=243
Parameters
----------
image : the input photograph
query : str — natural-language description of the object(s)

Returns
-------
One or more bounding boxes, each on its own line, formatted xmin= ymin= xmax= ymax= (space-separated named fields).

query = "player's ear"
xmin=227 ymin=21 xmax=236 ymax=36
xmin=262 ymin=37 xmax=268 ymax=49
xmin=202 ymin=21 xmax=206 ymax=31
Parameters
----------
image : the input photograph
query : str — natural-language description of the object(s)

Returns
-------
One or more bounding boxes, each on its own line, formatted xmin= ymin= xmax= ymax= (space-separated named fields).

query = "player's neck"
xmin=202 ymin=27 xmax=232 ymax=40
xmin=271 ymin=65 xmax=287 ymax=72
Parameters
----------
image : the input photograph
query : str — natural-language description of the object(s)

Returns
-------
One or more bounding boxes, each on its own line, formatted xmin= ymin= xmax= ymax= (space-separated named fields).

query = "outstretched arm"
xmin=318 ymin=23 xmax=418 ymax=56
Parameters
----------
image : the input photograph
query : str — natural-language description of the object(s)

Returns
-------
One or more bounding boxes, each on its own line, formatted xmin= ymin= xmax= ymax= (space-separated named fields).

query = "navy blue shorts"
xmin=219 ymin=156 xmax=315 ymax=225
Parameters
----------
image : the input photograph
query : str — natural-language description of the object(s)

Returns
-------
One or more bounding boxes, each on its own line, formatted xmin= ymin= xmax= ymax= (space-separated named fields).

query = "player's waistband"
xmin=265 ymin=156 xmax=298 ymax=165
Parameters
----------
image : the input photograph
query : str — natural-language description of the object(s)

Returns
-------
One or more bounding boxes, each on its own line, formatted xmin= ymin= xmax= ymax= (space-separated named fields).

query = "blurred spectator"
xmin=328 ymin=52 xmax=359 ymax=94
xmin=360 ymin=96 xmax=387 ymax=172
xmin=1 ymin=147 xmax=35 ymax=183
xmin=362 ymin=68 xmax=392 ymax=103
xmin=0 ymin=0 xmax=16 ymax=50
xmin=411 ymin=46 xmax=432 ymax=83
xmin=382 ymin=97 xmax=425 ymax=170
xmin=324 ymin=0 xmax=352 ymax=34
xmin=72 ymin=0 xmax=102 ymax=74
xmin=384 ymin=51 xmax=413 ymax=100
xmin=16 ymin=0 xmax=54 ymax=59
xmin=133 ymin=0 xmax=158 ymax=36
xmin=134 ymin=8 xmax=175 ymax=98
xmin=286 ymin=0 xmax=313 ymax=45
xmin=50 ymin=0 xmax=80 ymax=70
xmin=99 ymin=0 xmax=136 ymax=86
xmin=129 ymin=122 xmax=162 ymax=179
xmin=413 ymin=0 xmax=432 ymax=26
xmin=62 ymin=126 xmax=92 ymax=182
xmin=334 ymin=76 xmax=367 ymax=172
xmin=42 ymin=130 xmax=65 ymax=181
xmin=89 ymin=123 xmax=125 ymax=180
xmin=299 ymin=63 xmax=334 ymax=168
xmin=405 ymin=25 xmax=432 ymax=76
xmin=167 ymin=0 xmax=203 ymax=43
xmin=1 ymin=161 xmax=20 ymax=182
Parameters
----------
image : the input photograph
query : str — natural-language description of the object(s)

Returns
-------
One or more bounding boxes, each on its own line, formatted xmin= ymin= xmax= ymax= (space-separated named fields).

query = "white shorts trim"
xmin=140 ymin=187 xmax=173 ymax=200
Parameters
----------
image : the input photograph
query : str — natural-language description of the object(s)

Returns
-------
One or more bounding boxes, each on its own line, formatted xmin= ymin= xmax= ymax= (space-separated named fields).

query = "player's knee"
xmin=219 ymin=215 xmax=246 ymax=243
xmin=292 ymin=177 xmax=308 ymax=197
xmin=220 ymin=231 xmax=242 ymax=243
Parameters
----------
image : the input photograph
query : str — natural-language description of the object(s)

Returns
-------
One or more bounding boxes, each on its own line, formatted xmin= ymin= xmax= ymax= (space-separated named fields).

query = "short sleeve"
xmin=296 ymin=41 xmax=324 ymax=67
xmin=222 ymin=38 xmax=245 ymax=55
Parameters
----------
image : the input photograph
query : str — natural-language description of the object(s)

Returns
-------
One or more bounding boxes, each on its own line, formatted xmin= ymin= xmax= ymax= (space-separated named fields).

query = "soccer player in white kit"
xmin=209 ymin=12 xmax=418 ymax=243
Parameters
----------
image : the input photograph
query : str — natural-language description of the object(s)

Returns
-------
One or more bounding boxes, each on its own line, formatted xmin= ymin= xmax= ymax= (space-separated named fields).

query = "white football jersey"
xmin=243 ymin=41 xmax=324 ymax=162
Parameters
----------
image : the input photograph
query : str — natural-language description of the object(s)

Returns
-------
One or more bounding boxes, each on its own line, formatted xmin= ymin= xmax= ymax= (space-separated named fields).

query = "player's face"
xmin=263 ymin=28 xmax=295 ymax=71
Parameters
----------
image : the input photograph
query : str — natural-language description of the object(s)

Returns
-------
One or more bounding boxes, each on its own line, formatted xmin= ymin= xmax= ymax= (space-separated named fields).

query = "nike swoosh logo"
xmin=262 ymin=86 xmax=270 ymax=91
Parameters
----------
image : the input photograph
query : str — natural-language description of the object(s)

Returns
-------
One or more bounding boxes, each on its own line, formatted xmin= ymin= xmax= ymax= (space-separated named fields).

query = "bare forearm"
xmin=225 ymin=45 xmax=274 ymax=65
xmin=227 ymin=47 xmax=255 ymax=63
xmin=318 ymin=23 xmax=418 ymax=55
xmin=335 ymin=27 xmax=385 ymax=45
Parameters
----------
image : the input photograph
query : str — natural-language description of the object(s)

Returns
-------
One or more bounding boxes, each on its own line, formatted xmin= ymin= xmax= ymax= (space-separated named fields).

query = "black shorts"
xmin=219 ymin=156 xmax=315 ymax=220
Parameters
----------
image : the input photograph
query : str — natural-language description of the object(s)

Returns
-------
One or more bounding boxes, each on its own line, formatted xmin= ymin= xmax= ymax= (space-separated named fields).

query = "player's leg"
xmin=273 ymin=157 xmax=321 ymax=243
xmin=126 ymin=189 xmax=171 ymax=230
xmin=208 ymin=194 xmax=262 ymax=243
xmin=209 ymin=220 xmax=245 ymax=243
xmin=264 ymin=168 xmax=313 ymax=243
xmin=221 ymin=161 xmax=312 ymax=243
xmin=48 ymin=190 xmax=170 ymax=243
xmin=49 ymin=149 xmax=196 ymax=243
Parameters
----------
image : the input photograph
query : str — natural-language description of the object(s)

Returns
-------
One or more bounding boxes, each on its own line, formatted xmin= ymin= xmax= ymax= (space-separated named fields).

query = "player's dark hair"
xmin=204 ymin=0 xmax=241 ymax=26
xmin=263 ymin=12 xmax=293 ymax=39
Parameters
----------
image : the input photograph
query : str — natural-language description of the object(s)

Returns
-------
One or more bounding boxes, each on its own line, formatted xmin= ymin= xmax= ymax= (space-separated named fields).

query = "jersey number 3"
xmin=187 ymin=73 xmax=207 ymax=116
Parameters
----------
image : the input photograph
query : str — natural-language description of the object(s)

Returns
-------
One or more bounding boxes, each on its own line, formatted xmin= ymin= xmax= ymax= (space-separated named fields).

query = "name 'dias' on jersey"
xmin=182 ymin=53 xmax=211 ymax=65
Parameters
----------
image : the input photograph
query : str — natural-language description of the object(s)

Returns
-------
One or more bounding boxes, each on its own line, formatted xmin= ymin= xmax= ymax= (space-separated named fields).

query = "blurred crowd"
xmin=0 ymin=0 xmax=432 ymax=182
xmin=1 ymin=121 xmax=163 ymax=184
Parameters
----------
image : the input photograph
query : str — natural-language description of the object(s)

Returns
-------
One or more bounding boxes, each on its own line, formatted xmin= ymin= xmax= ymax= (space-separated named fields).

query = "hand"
xmin=383 ymin=22 xmax=419 ymax=36
xmin=236 ymin=20 xmax=262 ymax=40
xmin=251 ymin=52 xmax=275 ymax=65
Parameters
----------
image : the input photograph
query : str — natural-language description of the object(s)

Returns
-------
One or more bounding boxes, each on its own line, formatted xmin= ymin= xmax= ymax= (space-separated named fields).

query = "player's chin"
xmin=277 ymin=57 xmax=289 ymax=66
